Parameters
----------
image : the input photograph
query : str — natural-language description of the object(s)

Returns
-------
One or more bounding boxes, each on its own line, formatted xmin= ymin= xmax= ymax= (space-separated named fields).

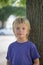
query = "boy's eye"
xmin=22 ymin=27 xmax=25 ymax=30
xmin=16 ymin=27 xmax=20 ymax=30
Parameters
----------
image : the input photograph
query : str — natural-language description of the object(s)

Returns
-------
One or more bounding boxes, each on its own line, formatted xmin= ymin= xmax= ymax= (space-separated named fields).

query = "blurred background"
xmin=0 ymin=0 xmax=26 ymax=65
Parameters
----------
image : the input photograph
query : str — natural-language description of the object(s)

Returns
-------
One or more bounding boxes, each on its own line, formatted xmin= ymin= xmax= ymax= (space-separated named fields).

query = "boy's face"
xmin=13 ymin=23 xmax=29 ymax=39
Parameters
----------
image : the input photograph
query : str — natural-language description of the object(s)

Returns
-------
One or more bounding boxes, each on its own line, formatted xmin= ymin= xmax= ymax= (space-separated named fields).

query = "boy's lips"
xmin=18 ymin=34 xmax=22 ymax=35
xmin=17 ymin=33 xmax=23 ymax=35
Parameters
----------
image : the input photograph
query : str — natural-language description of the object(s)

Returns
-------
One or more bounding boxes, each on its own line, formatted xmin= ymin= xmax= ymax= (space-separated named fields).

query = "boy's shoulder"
xmin=8 ymin=41 xmax=17 ymax=48
xmin=28 ymin=41 xmax=35 ymax=45
xmin=28 ymin=41 xmax=36 ymax=48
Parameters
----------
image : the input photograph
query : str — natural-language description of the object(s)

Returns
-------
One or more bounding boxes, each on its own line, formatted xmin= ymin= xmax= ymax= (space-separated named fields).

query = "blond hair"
xmin=12 ymin=17 xmax=31 ymax=38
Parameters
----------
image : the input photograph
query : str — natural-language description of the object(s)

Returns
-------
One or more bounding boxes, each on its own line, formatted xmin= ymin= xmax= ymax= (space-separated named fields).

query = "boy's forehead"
xmin=15 ymin=23 xmax=27 ymax=26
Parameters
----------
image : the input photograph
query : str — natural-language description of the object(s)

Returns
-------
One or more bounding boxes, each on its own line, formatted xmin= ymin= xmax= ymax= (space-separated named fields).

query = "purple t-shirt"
xmin=6 ymin=41 xmax=40 ymax=65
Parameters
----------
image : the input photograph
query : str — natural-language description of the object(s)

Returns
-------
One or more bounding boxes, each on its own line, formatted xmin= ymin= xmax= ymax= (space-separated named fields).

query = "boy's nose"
xmin=19 ymin=29 xmax=23 ymax=33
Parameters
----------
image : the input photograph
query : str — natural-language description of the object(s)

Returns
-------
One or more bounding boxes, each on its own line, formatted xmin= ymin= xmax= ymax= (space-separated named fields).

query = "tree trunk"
xmin=26 ymin=0 xmax=43 ymax=65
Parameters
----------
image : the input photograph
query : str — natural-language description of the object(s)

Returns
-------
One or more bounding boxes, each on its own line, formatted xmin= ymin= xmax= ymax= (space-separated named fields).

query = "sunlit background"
xmin=0 ymin=0 xmax=26 ymax=65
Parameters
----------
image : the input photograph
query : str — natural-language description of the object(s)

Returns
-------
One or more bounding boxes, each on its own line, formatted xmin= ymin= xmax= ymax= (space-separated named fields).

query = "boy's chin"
xmin=18 ymin=36 xmax=24 ymax=39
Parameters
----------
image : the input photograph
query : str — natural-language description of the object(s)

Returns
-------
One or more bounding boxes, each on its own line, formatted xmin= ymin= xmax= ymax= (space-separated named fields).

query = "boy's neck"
xmin=17 ymin=38 xmax=28 ymax=43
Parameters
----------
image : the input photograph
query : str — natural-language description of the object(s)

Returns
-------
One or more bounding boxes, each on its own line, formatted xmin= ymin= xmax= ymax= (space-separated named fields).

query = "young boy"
xmin=6 ymin=17 xmax=40 ymax=65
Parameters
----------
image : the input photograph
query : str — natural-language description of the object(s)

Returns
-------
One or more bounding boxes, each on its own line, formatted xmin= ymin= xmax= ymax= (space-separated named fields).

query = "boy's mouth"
xmin=18 ymin=34 xmax=23 ymax=35
xmin=17 ymin=33 xmax=23 ymax=35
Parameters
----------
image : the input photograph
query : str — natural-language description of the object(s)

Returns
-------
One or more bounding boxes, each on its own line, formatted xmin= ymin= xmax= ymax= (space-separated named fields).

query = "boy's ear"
xmin=27 ymin=30 xmax=30 ymax=35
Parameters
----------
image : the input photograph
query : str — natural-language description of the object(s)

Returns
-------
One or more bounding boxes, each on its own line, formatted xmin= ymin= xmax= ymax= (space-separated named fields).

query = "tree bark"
xmin=26 ymin=0 xmax=43 ymax=65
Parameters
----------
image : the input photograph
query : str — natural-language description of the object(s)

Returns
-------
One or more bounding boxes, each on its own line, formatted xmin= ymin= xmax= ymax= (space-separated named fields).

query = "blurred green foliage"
xmin=0 ymin=0 xmax=26 ymax=22
xmin=0 ymin=0 xmax=26 ymax=8
xmin=0 ymin=0 xmax=16 ymax=8
xmin=0 ymin=6 xmax=26 ymax=21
